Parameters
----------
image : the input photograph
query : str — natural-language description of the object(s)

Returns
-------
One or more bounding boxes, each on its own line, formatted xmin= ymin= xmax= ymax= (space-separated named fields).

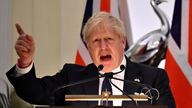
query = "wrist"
xmin=17 ymin=58 xmax=32 ymax=68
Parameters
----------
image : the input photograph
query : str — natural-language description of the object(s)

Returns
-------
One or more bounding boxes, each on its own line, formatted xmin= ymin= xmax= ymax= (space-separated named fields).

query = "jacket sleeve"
xmin=6 ymin=64 xmax=68 ymax=105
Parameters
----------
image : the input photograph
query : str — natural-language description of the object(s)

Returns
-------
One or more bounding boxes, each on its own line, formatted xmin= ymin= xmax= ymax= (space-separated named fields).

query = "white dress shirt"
xmin=15 ymin=62 xmax=33 ymax=77
xmin=98 ymin=56 xmax=126 ymax=106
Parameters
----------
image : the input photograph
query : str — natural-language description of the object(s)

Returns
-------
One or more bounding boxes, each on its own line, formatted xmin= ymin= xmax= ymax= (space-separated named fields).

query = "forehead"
xmin=90 ymin=30 xmax=118 ymax=43
xmin=89 ymin=23 xmax=115 ymax=37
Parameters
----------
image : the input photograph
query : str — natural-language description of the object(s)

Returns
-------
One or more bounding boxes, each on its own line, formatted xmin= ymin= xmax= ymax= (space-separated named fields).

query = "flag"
xmin=75 ymin=0 xmax=130 ymax=66
xmin=165 ymin=0 xmax=192 ymax=108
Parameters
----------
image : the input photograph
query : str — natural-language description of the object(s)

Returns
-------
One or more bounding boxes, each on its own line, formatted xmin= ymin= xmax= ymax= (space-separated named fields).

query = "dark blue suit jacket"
xmin=6 ymin=57 xmax=175 ymax=108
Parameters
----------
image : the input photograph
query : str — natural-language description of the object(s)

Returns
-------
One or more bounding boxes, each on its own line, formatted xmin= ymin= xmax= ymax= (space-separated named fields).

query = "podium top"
xmin=65 ymin=94 xmax=148 ymax=101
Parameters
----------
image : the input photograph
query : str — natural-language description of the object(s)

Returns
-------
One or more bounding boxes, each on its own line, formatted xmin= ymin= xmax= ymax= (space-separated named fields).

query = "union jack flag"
xmin=165 ymin=0 xmax=192 ymax=108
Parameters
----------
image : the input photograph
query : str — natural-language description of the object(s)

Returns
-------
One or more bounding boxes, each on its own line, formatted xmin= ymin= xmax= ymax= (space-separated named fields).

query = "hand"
xmin=15 ymin=24 xmax=35 ymax=68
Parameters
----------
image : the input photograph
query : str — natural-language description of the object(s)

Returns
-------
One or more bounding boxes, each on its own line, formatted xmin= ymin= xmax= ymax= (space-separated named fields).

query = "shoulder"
xmin=62 ymin=63 xmax=85 ymax=70
xmin=133 ymin=61 xmax=165 ymax=73
xmin=127 ymin=59 xmax=168 ymax=80
xmin=126 ymin=57 xmax=165 ymax=73
xmin=60 ymin=63 xmax=98 ymax=74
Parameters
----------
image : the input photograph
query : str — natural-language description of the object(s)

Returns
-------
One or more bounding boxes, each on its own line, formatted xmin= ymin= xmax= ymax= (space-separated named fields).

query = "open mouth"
xmin=100 ymin=54 xmax=112 ymax=61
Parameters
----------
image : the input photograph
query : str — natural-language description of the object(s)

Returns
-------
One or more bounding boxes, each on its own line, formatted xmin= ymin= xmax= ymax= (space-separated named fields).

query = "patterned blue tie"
xmin=101 ymin=77 xmax=113 ymax=106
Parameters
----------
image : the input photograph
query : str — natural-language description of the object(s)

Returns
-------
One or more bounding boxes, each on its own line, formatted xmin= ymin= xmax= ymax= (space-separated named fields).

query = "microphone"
xmin=54 ymin=64 xmax=125 ymax=91
xmin=97 ymin=65 xmax=104 ymax=71
xmin=101 ymin=65 xmax=125 ymax=79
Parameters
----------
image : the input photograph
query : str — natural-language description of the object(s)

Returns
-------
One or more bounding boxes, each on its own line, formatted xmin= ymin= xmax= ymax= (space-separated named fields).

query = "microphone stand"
xmin=111 ymin=76 xmax=159 ymax=104
xmin=54 ymin=76 xmax=101 ymax=93
xmin=51 ymin=64 xmax=153 ymax=106
xmin=50 ymin=65 xmax=104 ymax=105
xmin=103 ymin=65 xmax=157 ymax=105
xmin=103 ymin=65 xmax=139 ymax=106
xmin=109 ymin=79 xmax=138 ymax=106
xmin=53 ymin=65 xmax=104 ymax=93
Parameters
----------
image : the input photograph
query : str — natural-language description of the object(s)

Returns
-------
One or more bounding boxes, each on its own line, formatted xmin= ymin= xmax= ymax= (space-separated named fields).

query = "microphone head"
xmin=97 ymin=65 xmax=103 ymax=71
xmin=120 ymin=65 xmax=125 ymax=71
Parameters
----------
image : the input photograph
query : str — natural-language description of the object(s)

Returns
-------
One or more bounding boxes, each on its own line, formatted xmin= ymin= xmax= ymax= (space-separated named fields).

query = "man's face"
xmin=87 ymin=25 xmax=126 ymax=72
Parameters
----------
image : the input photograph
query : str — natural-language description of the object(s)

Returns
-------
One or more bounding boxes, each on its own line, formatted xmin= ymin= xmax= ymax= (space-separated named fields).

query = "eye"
xmin=106 ymin=37 xmax=113 ymax=43
xmin=107 ymin=37 xmax=113 ymax=40
xmin=92 ymin=38 xmax=100 ymax=44
xmin=93 ymin=39 xmax=99 ymax=42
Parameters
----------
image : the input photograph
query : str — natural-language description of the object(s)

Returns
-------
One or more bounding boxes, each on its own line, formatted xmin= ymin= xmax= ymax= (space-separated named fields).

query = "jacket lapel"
xmin=123 ymin=57 xmax=143 ymax=105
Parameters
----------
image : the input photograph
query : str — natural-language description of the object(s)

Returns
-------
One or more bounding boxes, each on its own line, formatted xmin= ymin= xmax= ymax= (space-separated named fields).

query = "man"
xmin=7 ymin=12 xmax=175 ymax=107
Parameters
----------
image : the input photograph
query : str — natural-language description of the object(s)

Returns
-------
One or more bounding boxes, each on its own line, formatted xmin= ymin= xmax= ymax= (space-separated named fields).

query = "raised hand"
xmin=15 ymin=24 xmax=35 ymax=68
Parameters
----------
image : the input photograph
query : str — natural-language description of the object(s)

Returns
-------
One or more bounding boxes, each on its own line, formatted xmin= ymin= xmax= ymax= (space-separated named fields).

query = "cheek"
xmin=88 ymin=47 xmax=98 ymax=59
xmin=113 ymin=43 xmax=125 ymax=56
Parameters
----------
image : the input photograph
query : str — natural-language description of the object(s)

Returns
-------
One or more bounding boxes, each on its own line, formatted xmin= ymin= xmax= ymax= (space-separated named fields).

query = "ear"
xmin=122 ymin=36 xmax=126 ymax=49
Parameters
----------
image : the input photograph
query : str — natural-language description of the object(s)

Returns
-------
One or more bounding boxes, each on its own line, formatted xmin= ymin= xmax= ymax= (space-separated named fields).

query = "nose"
xmin=100 ymin=40 xmax=108 ymax=50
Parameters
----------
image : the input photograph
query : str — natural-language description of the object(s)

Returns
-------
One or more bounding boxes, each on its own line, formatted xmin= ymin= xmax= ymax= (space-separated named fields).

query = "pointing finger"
xmin=15 ymin=23 xmax=25 ymax=35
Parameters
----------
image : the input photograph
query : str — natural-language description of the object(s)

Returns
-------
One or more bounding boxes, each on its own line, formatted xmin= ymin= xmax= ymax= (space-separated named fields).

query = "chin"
xmin=102 ymin=68 xmax=113 ymax=73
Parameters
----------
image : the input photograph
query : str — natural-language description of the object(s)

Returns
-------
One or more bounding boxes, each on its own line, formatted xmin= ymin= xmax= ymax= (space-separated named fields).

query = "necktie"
xmin=101 ymin=77 xmax=113 ymax=106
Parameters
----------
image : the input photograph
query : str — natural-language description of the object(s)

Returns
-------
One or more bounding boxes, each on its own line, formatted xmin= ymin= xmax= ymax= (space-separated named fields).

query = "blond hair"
xmin=82 ymin=11 xmax=126 ymax=44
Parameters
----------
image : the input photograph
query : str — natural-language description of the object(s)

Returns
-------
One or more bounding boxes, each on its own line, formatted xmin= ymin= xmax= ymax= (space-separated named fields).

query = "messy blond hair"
xmin=83 ymin=11 xmax=126 ymax=44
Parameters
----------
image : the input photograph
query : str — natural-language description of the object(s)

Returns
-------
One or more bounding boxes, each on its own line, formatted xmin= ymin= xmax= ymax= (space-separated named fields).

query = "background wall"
xmin=12 ymin=0 xmax=86 ymax=77
xmin=0 ymin=0 xmax=86 ymax=107
xmin=0 ymin=0 xmax=12 ymax=99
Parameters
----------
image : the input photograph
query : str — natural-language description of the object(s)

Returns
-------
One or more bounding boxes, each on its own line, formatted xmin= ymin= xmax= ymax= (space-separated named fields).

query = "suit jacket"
xmin=6 ymin=57 xmax=175 ymax=108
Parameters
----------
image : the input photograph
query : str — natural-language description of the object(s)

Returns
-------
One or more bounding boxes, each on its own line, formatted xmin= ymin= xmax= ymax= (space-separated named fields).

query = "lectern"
xmin=34 ymin=94 xmax=168 ymax=108
xmin=65 ymin=94 xmax=148 ymax=101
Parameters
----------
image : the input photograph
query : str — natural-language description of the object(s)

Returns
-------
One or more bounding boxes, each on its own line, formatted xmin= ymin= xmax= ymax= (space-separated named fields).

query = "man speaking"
xmin=6 ymin=12 xmax=175 ymax=108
